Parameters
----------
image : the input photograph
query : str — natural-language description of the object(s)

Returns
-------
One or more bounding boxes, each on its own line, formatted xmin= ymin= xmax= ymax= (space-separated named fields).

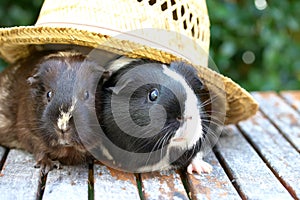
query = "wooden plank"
xmin=239 ymin=111 xmax=300 ymax=199
xmin=252 ymin=92 xmax=300 ymax=152
xmin=185 ymin=152 xmax=240 ymax=200
xmin=94 ymin=163 xmax=140 ymax=200
xmin=215 ymin=125 xmax=293 ymax=199
xmin=280 ymin=91 xmax=300 ymax=113
xmin=141 ymin=170 xmax=188 ymax=200
xmin=0 ymin=149 xmax=41 ymax=200
xmin=43 ymin=164 xmax=89 ymax=200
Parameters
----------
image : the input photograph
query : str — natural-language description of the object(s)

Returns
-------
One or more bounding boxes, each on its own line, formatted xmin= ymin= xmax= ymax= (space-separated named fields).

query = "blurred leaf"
xmin=207 ymin=0 xmax=300 ymax=91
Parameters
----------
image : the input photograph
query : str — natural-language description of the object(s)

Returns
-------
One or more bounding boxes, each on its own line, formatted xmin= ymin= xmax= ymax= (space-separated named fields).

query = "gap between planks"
xmin=0 ymin=148 xmax=241 ymax=200
xmin=252 ymin=91 xmax=300 ymax=153
xmin=214 ymin=125 xmax=293 ymax=199
xmin=1 ymin=91 xmax=299 ymax=199
xmin=280 ymin=91 xmax=300 ymax=114
xmin=182 ymin=151 xmax=240 ymax=200
xmin=213 ymin=145 xmax=243 ymax=199
xmin=0 ymin=149 xmax=43 ymax=200
xmin=237 ymin=112 xmax=300 ymax=199
xmin=0 ymin=147 xmax=9 ymax=172
xmin=88 ymin=163 xmax=94 ymax=200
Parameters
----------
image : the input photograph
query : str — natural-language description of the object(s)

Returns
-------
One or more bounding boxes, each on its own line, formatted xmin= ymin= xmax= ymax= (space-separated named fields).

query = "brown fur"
xmin=0 ymin=50 xmax=103 ymax=174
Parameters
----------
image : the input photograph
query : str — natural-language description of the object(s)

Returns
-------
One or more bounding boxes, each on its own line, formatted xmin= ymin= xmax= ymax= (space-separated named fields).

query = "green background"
xmin=0 ymin=0 xmax=299 ymax=91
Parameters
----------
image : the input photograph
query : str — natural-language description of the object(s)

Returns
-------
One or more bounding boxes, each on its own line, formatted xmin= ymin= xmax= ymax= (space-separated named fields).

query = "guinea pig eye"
xmin=148 ymin=88 xmax=159 ymax=102
xmin=46 ymin=91 xmax=53 ymax=102
xmin=83 ymin=91 xmax=89 ymax=100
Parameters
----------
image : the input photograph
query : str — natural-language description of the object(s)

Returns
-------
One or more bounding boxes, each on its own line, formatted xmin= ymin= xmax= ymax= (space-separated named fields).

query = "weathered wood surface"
xmin=0 ymin=91 xmax=299 ymax=200
xmin=215 ymin=125 xmax=292 ymax=199
xmin=43 ymin=164 xmax=89 ymax=200
xmin=0 ymin=149 xmax=41 ymax=200
xmin=280 ymin=91 xmax=300 ymax=113
xmin=239 ymin=111 xmax=300 ymax=199
xmin=93 ymin=163 xmax=140 ymax=200
xmin=252 ymin=92 xmax=300 ymax=152
xmin=141 ymin=170 xmax=188 ymax=200
xmin=185 ymin=152 xmax=240 ymax=200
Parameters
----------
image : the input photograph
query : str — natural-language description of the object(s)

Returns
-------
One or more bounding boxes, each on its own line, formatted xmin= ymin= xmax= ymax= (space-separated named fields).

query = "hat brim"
xmin=0 ymin=26 xmax=258 ymax=124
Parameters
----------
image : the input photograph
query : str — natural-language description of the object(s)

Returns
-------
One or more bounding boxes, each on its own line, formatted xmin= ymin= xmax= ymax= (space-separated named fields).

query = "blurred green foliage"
xmin=207 ymin=0 xmax=300 ymax=91
xmin=0 ymin=0 xmax=42 ymax=71
xmin=0 ymin=0 xmax=299 ymax=91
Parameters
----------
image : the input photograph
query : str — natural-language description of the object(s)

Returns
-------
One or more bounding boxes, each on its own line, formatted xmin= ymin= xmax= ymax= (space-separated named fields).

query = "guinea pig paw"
xmin=34 ymin=158 xmax=61 ymax=175
xmin=187 ymin=159 xmax=213 ymax=175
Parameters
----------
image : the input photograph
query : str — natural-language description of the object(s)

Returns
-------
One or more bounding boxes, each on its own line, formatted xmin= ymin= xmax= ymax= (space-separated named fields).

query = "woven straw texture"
xmin=0 ymin=0 xmax=258 ymax=124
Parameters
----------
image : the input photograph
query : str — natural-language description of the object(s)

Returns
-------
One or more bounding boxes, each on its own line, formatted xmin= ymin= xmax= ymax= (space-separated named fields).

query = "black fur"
xmin=97 ymin=58 xmax=212 ymax=170
xmin=98 ymin=62 xmax=184 ymax=154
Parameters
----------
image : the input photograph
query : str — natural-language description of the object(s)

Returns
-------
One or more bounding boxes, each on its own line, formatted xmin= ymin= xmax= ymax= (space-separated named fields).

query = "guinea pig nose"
xmin=57 ymin=108 xmax=73 ymax=134
xmin=177 ymin=116 xmax=183 ymax=122
xmin=57 ymin=117 xmax=72 ymax=134
xmin=60 ymin=124 xmax=71 ymax=134
xmin=185 ymin=116 xmax=193 ymax=120
xmin=177 ymin=116 xmax=193 ymax=122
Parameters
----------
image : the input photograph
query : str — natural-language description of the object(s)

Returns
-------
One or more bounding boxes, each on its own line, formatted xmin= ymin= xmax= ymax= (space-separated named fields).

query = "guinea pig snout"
xmin=57 ymin=107 xmax=74 ymax=134
xmin=176 ymin=115 xmax=193 ymax=122
xmin=173 ymin=115 xmax=194 ymax=142
xmin=58 ymin=120 xmax=71 ymax=133
xmin=56 ymin=111 xmax=73 ymax=146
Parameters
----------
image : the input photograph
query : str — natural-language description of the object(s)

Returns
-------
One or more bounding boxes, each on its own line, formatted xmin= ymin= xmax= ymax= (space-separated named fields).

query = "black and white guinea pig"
xmin=96 ymin=56 xmax=218 ymax=174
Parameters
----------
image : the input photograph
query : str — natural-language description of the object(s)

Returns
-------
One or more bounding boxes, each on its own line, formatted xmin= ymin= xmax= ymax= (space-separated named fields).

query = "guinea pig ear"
xmin=27 ymin=68 xmax=41 ymax=85
xmin=108 ymin=78 xmax=133 ymax=95
xmin=170 ymin=62 xmax=205 ymax=90
xmin=27 ymin=75 xmax=39 ymax=85
xmin=102 ymin=71 xmax=112 ymax=82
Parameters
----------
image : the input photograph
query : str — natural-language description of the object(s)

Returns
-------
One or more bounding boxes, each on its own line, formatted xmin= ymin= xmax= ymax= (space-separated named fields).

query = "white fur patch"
xmin=162 ymin=65 xmax=203 ymax=149
xmin=101 ymin=146 xmax=114 ymax=161
xmin=58 ymin=138 xmax=70 ymax=145
xmin=136 ymin=152 xmax=172 ymax=172
xmin=135 ymin=65 xmax=203 ymax=172
xmin=107 ymin=56 xmax=138 ymax=72
xmin=43 ymin=51 xmax=82 ymax=60
xmin=57 ymin=103 xmax=75 ymax=132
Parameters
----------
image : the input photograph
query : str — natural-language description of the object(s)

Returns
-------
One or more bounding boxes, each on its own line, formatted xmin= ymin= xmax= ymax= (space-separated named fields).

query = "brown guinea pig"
xmin=0 ymin=50 xmax=105 ymax=174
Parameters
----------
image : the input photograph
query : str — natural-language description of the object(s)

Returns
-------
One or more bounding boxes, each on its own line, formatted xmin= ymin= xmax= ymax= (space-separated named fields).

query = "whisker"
xmin=144 ymin=128 xmax=173 ymax=165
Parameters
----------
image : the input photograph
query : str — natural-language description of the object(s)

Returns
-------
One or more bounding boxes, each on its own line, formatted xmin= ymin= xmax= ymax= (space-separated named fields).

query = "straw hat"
xmin=0 ymin=0 xmax=258 ymax=124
